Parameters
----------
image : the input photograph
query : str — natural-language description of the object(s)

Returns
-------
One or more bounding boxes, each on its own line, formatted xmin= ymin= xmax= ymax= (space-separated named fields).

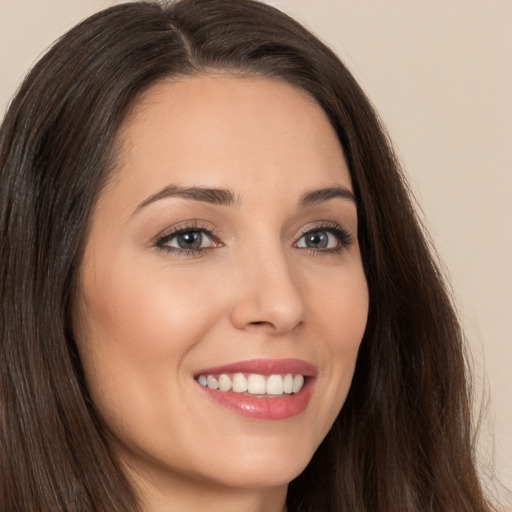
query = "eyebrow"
xmin=135 ymin=185 xmax=238 ymax=212
xmin=134 ymin=184 xmax=356 ymax=214
xmin=299 ymin=186 xmax=356 ymax=207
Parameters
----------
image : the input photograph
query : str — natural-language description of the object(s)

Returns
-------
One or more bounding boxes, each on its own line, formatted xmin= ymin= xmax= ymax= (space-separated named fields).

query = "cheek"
xmin=77 ymin=260 xmax=217 ymax=356
xmin=73 ymin=259 xmax=234 ymax=472
xmin=73 ymin=257 xmax=225 ymax=420
xmin=308 ymin=266 xmax=368 ymax=427
xmin=333 ymin=270 xmax=368 ymax=373
xmin=312 ymin=263 xmax=369 ymax=351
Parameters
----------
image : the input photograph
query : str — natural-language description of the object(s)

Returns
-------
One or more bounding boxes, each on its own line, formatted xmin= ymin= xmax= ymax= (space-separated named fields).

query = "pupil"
xmin=307 ymin=231 xmax=328 ymax=248
xmin=177 ymin=231 xmax=202 ymax=249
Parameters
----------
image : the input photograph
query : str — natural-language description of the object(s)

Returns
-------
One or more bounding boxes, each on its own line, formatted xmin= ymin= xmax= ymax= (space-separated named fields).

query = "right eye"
xmin=163 ymin=229 xmax=214 ymax=250
xmin=155 ymin=225 xmax=222 ymax=256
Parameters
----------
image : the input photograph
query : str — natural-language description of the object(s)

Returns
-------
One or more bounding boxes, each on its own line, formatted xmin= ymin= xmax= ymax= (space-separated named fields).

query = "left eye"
xmin=162 ymin=230 xmax=215 ymax=250
xmin=295 ymin=230 xmax=339 ymax=250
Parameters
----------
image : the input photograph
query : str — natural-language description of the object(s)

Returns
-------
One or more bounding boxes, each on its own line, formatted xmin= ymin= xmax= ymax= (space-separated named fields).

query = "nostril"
xmin=245 ymin=320 xmax=283 ymax=333
xmin=247 ymin=321 xmax=274 ymax=330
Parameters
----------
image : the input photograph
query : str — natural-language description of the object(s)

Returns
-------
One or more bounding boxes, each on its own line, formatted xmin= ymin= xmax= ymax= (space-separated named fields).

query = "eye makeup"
xmin=153 ymin=218 xmax=354 ymax=259
xmin=294 ymin=221 xmax=354 ymax=255
xmin=154 ymin=220 xmax=222 ymax=257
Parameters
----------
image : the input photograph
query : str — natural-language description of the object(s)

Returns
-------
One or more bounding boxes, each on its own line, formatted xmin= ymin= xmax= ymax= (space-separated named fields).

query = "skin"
xmin=73 ymin=75 xmax=369 ymax=512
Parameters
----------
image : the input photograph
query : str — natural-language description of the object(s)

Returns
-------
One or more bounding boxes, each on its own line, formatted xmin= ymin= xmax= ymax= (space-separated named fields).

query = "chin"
xmin=206 ymin=457 xmax=310 ymax=491
xmin=195 ymin=435 xmax=317 ymax=490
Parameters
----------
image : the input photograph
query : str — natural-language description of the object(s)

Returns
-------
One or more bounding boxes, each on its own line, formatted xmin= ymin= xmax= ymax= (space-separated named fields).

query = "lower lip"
xmin=197 ymin=378 xmax=315 ymax=420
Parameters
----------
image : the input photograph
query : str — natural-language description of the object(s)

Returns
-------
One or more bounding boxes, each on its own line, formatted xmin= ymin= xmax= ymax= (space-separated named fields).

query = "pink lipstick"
xmin=195 ymin=358 xmax=316 ymax=420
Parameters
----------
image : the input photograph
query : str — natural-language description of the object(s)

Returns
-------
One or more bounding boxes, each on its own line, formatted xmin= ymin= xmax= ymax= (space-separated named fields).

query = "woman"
xmin=0 ymin=1 xmax=495 ymax=511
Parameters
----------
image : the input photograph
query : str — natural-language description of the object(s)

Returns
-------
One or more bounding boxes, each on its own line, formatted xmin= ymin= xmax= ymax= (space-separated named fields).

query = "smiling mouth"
xmin=196 ymin=372 xmax=305 ymax=396
xmin=193 ymin=358 xmax=316 ymax=419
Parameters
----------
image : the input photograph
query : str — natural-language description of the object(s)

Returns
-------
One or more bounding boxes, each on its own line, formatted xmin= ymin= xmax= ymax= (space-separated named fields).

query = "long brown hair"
xmin=0 ymin=1 xmax=494 ymax=510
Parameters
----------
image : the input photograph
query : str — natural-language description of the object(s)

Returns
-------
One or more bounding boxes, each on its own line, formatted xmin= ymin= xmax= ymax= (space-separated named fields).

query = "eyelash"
xmin=296 ymin=222 xmax=354 ymax=256
xmin=155 ymin=222 xmax=220 ymax=257
xmin=154 ymin=221 xmax=354 ymax=258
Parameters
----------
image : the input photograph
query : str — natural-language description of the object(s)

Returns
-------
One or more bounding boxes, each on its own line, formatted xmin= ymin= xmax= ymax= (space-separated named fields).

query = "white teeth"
xmin=247 ymin=374 xmax=266 ymax=394
xmin=232 ymin=373 xmax=248 ymax=393
xmin=218 ymin=374 xmax=232 ymax=391
xmin=266 ymin=374 xmax=283 ymax=395
xmin=292 ymin=374 xmax=304 ymax=394
xmin=283 ymin=374 xmax=294 ymax=394
xmin=206 ymin=375 xmax=219 ymax=390
xmin=197 ymin=372 xmax=306 ymax=396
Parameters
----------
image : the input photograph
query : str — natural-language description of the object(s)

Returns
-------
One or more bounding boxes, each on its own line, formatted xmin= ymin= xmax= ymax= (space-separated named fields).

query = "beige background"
xmin=1 ymin=0 xmax=510 ymax=506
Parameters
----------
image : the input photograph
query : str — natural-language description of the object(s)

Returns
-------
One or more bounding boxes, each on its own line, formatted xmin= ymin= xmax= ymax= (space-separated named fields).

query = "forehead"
xmin=109 ymin=74 xmax=351 ymax=208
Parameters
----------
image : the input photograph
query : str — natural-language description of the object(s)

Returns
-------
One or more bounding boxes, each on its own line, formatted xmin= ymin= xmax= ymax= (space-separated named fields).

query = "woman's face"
xmin=73 ymin=75 xmax=368 ymax=500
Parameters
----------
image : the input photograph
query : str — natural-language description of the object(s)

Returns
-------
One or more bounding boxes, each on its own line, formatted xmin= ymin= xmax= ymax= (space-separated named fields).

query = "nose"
xmin=229 ymin=249 xmax=306 ymax=335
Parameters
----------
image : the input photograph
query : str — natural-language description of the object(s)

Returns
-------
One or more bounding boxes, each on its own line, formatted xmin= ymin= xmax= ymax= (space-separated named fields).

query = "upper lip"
xmin=194 ymin=358 xmax=317 ymax=377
